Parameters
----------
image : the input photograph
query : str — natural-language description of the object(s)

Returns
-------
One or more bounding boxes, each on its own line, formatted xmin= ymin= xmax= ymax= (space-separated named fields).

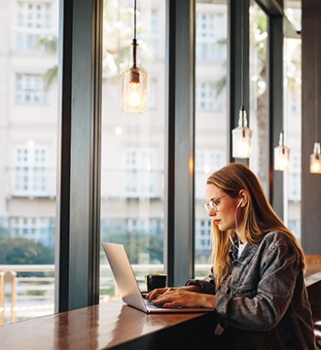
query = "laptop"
xmin=102 ymin=242 xmax=214 ymax=314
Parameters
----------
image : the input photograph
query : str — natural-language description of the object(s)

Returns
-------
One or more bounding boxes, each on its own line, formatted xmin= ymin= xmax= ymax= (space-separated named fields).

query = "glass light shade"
xmin=121 ymin=67 xmax=147 ymax=113
xmin=232 ymin=106 xmax=252 ymax=158
xmin=274 ymin=146 xmax=290 ymax=171
xmin=274 ymin=131 xmax=290 ymax=171
xmin=121 ymin=41 xmax=147 ymax=114
xmin=310 ymin=142 xmax=321 ymax=174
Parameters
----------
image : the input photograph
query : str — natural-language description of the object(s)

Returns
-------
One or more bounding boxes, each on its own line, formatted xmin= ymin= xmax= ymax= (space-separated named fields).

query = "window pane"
xmin=0 ymin=0 xmax=59 ymax=325
xmin=194 ymin=1 xmax=228 ymax=275
xmin=284 ymin=33 xmax=302 ymax=241
xmin=100 ymin=0 xmax=166 ymax=300
xmin=249 ymin=2 xmax=269 ymax=195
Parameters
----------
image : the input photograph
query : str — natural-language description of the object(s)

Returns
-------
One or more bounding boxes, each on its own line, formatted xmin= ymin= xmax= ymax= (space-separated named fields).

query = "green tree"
xmin=0 ymin=237 xmax=54 ymax=265
xmin=102 ymin=230 xmax=163 ymax=264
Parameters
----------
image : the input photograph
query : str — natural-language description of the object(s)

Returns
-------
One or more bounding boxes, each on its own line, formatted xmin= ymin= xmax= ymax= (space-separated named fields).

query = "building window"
xmin=17 ymin=1 xmax=51 ymax=30
xmin=195 ymin=219 xmax=212 ymax=260
xmin=196 ymin=81 xmax=223 ymax=112
xmin=150 ymin=8 xmax=160 ymax=57
xmin=196 ymin=11 xmax=226 ymax=62
xmin=16 ymin=1 xmax=52 ymax=51
xmin=288 ymin=152 xmax=301 ymax=201
xmin=13 ymin=145 xmax=49 ymax=197
xmin=16 ymin=33 xmax=40 ymax=51
xmin=195 ymin=150 xmax=225 ymax=199
xmin=125 ymin=148 xmax=158 ymax=198
xmin=15 ymin=74 xmax=46 ymax=104
xmin=9 ymin=217 xmax=55 ymax=248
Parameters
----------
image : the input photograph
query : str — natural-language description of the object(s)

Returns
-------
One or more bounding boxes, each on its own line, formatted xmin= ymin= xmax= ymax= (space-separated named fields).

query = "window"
xmin=194 ymin=0 xmax=228 ymax=270
xmin=196 ymin=10 xmax=226 ymax=62
xmin=0 ymin=0 xmax=58 ymax=325
xmin=195 ymin=219 xmax=211 ymax=261
xmin=16 ymin=33 xmax=40 ymax=51
xmin=284 ymin=33 xmax=302 ymax=242
xmin=249 ymin=2 xmax=269 ymax=195
xmin=288 ymin=152 xmax=301 ymax=202
xmin=15 ymin=74 xmax=46 ymax=104
xmin=125 ymin=148 xmax=158 ymax=198
xmin=150 ymin=8 xmax=161 ymax=58
xmin=100 ymin=0 xmax=166 ymax=300
xmin=13 ymin=145 xmax=49 ymax=197
xmin=195 ymin=150 xmax=225 ymax=199
xmin=9 ymin=217 xmax=55 ymax=248
xmin=16 ymin=1 xmax=53 ymax=52
xmin=16 ymin=1 xmax=51 ymax=29
xmin=196 ymin=81 xmax=223 ymax=112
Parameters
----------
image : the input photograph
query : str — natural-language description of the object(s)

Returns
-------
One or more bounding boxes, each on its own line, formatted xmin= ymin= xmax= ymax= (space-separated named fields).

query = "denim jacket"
xmin=186 ymin=231 xmax=316 ymax=349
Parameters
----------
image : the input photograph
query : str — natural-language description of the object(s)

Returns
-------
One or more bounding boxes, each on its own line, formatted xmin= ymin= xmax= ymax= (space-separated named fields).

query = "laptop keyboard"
xmin=144 ymin=299 xmax=164 ymax=309
xmin=144 ymin=299 xmax=181 ymax=309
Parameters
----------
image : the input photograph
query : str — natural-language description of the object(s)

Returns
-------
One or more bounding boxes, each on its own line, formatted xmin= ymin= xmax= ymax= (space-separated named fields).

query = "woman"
xmin=146 ymin=163 xmax=316 ymax=349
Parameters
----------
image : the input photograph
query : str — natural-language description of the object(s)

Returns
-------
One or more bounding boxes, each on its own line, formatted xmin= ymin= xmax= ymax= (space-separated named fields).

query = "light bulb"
xmin=238 ymin=136 xmax=251 ymax=158
xmin=310 ymin=142 xmax=321 ymax=174
xmin=275 ymin=152 xmax=290 ymax=171
xmin=310 ymin=158 xmax=321 ymax=173
xmin=128 ymin=82 xmax=140 ymax=108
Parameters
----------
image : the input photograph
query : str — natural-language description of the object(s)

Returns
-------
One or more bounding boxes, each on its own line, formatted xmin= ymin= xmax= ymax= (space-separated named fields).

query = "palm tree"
xmin=36 ymin=35 xmax=58 ymax=90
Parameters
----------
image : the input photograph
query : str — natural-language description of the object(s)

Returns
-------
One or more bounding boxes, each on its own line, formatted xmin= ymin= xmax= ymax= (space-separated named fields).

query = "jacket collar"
xmin=229 ymin=239 xmax=259 ymax=265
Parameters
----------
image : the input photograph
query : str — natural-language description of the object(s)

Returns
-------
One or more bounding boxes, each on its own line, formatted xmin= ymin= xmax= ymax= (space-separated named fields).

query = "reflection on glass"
xmin=194 ymin=1 xmax=228 ymax=274
xmin=0 ymin=0 xmax=59 ymax=325
xmin=100 ymin=0 xmax=166 ymax=300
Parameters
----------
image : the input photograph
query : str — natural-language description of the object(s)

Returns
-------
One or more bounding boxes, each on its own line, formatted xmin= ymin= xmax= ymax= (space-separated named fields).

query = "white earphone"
xmin=236 ymin=199 xmax=243 ymax=208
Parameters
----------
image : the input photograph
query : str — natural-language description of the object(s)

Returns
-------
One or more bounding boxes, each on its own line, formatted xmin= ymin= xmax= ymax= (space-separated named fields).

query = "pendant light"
xmin=310 ymin=142 xmax=321 ymax=173
xmin=232 ymin=1 xmax=252 ymax=159
xmin=232 ymin=106 xmax=252 ymax=158
xmin=274 ymin=130 xmax=290 ymax=171
xmin=310 ymin=0 xmax=321 ymax=173
xmin=121 ymin=0 xmax=147 ymax=114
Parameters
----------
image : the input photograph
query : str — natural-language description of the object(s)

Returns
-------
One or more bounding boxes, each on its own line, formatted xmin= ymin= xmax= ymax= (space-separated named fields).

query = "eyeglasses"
xmin=203 ymin=194 xmax=227 ymax=213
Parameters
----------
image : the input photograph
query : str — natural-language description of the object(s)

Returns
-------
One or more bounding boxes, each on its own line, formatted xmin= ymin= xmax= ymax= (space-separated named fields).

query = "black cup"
xmin=145 ymin=274 xmax=167 ymax=292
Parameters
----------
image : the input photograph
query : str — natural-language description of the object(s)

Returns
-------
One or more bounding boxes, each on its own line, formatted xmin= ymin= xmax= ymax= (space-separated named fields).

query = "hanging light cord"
xmin=133 ymin=0 xmax=137 ymax=40
xmin=315 ymin=0 xmax=319 ymax=143
xmin=241 ymin=0 xmax=244 ymax=108
xmin=132 ymin=0 xmax=137 ymax=68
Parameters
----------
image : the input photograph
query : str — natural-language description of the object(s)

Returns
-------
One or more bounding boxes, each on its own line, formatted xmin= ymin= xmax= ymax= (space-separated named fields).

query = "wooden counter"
xmin=1 ymin=255 xmax=320 ymax=349
xmin=305 ymin=255 xmax=321 ymax=278
xmin=0 ymin=301 xmax=215 ymax=350
xmin=304 ymin=255 xmax=321 ymax=327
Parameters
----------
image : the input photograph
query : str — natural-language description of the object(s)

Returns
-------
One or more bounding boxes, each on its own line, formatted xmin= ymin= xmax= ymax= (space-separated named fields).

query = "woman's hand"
xmin=145 ymin=285 xmax=201 ymax=302
xmin=145 ymin=287 xmax=174 ymax=301
xmin=146 ymin=286 xmax=216 ymax=309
